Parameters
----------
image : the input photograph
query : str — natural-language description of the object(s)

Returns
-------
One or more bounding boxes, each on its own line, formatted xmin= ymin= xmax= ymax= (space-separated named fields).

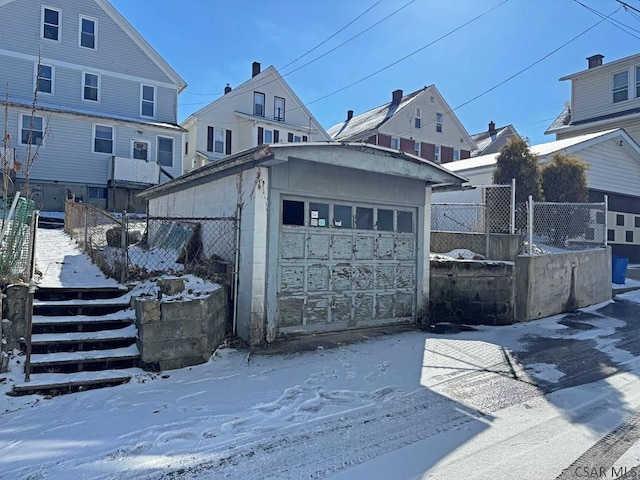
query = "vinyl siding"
xmin=557 ymin=117 xmax=640 ymax=147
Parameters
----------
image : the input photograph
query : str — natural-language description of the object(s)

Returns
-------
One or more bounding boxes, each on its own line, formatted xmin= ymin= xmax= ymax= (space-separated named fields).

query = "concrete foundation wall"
xmin=429 ymin=259 xmax=516 ymax=325
xmin=515 ymin=247 xmax=612 ymax=321
xmin=431 ymin=232 xmax=521 ymax=261
xmin=133 ymin=286 xmax=228 ymax=371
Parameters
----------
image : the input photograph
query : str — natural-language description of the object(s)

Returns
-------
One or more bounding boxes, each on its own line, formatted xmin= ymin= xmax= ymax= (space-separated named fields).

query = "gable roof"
xmin=327 ymin=85 xmax=476 ymax=148
xmin=182 ymin=65 xmax=330 ymax=139
xmin=445 ymin=129 xmax=635 ymax=174
xmin=470 ymin=124 xmax=519 ymax=156
xmin=139 ymin=142 xmax=468 ymax=200
xmin=559 ymin=52 xmax=640 ymax=82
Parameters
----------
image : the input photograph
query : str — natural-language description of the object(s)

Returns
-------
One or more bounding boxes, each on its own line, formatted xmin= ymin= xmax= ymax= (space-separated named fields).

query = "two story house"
xmin=327 ymin=85 xmax=476 ymax=164
xmin=181 ymin=62 xmax=331 ymax=174
xmin=546 ymin=53 xmax=640 ymax=261
xmin=0 ymin=0 xmax=186 ymax=212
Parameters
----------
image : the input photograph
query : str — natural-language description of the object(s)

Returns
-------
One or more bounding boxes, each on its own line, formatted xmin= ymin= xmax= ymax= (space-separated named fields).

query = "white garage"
xmin=140 ymin=142 xmax=466 ymax=345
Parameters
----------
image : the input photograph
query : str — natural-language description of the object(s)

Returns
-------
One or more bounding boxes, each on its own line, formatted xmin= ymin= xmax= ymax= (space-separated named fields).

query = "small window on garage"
xmin=377 ymin=209 xmax=394 ymax=231
xmin=333 ymin=205 xmax=352 ymax=228
xmin=397 ymin=211 xmax=413 ymax=233
xmin=617 ymin=214 xmax=625 ymax=226
xmin=608 ymin=229 xmax=615 ymax=242
xmin=355 ymin=207 xmax=373 ymax=230
xmin=309 ymin=202 xmax=329 ymax=227
xmin=282 ymin=199 xmax=304 ymax=226
xmin=627 ymin=230 xmax=634 ymax=243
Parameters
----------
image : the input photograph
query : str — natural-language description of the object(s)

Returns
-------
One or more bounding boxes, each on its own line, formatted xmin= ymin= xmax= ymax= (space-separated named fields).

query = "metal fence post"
xmin=120 ymin=210 xmax=127 ymax=283
xmin=484 ymin=187 xmax=491 ymax=258
xmin=511 ymin=178 xmax=516 ymax=235
xmin=604 ymin=195 xmax=608 ymax=248
xmin=528 ymin=195 xmax=534 ymax=256
xmin=83 ymin=204 xmax=88 ymax=252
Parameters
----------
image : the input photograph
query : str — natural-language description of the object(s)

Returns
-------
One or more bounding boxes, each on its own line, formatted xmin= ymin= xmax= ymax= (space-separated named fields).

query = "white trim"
xmin=92 ymin=123 xmax=114 ymax=154
xmin=140 ymin=84 xmax=156 ymax=118
xmin=0 ymin=48 xmax=178 ymax=92
xmin=41 ymin=5 xmax=61 ymax=43
xmin=82 ymin=71 xmax=101 ymax=103
xmin=19 ymin=113 xmax=45 ymax=147
xmin=156 ymin=135 xmax=174 ymax=167
xmin=78 ymin=15 xmax=98 ymax=50
xmin=131 ymin=138 xmax=150 ymax=160
xmin=34 ymin=62 xmax=55 ymax=96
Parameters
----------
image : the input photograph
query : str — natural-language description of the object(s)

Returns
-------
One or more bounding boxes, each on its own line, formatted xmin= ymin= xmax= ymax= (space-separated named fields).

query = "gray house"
xmin=140 ymin=142 xmax=467 ymax=345
xmin=0 ymin=0 xmax=186 ymax=211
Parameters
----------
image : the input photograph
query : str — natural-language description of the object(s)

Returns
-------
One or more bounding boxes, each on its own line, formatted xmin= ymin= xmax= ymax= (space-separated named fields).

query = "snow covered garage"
xmin=139 ymin=143 xmax=466 ymax=345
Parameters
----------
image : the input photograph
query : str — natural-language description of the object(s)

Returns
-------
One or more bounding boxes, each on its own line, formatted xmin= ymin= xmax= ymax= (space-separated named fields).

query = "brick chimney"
xmin=392 ymin=89 xmax=403 ymax=105
xmin=587 ymin=54 xmax=604 ymax=69
xmin=252 ymin=61 xmax=261 ymax=77
xmin=224 ymin=83 xmax=232 ymax=94
xmin=488 ymin=120 xmax=496 ymax=133
xmin=347 ymin=110 xmax=354 ymax=120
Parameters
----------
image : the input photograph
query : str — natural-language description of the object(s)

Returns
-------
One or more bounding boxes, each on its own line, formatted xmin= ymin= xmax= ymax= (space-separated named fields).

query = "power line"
xmin=572 ymin=0 xmax=640 ymax=39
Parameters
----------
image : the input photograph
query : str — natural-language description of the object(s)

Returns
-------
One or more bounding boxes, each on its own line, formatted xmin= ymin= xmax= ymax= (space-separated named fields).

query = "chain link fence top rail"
xmin=431 ymin=184 xmax=514 ymax=255
xmin=521 ymin=200 xmax=607 ymax=256
xmin=0 ymin=196 xmax=37 ymax=284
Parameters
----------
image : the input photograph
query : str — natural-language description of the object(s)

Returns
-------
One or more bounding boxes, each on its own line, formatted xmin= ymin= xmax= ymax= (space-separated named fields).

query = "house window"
xmin=88 ymin=187 xmax=106 ymax=199
xmin=414 ymin=141 xmax=420 ymax=156
xmin=157 ymin=137 xmax=174 ymax=167
xmin=391 ymin=137 xmax=399 ymax=150
xmin=184 ymin=132 xmax=189 ymax=155
xmin=636 ymin=66 xmax=640 ymax=97
xmin=293 ymin=135 xmax=302 ymax=142
xmin=613 ymin=70 xmax=629 ymax=103
xmin=42 ymin=7 xmax=61 ymax=41
xmin=253 ymin=91 xmax=265 ymax=116
xmin=132 ymin=140 xmax=149 ymax=160
xmin=79 ymin=16 xmax=96 ymax=49
xmin=414 ymin=107 xmax=422 ymax=128
xmin=617 ymin=214 xmax=625 ymax=226
xmin=20 ymin=115 xmax=44 ymax=145
xmin=141 ymin=85 xmax=155 ymax=117
xmin=436 ymin=113 xmax=443 ymax=133
xmin=274 ymin=96 xmax=285 ymax=121
xmin=36 ymin=64 xmax=53 ymax=94
xmin=626 ymin=231 xmax=634 ymax=243
xmin=264 ymin=129 xmax=273 ymax=143
xmin=83 ymin=72 xmax=99 ymax=102
xmin=635 ymin=216 xmax=640 ymax=228
xmin=596 ymin=211 xmax=605 ymax=224
xmin=93 ymin=125 xmax=113 ymax=153
xmin=214 ymin=129 xmax=224 ymax=153
xmin=434 ymin=145 xmax=441 ymax=163
xmin=283 ymin=200 xmax=304 ymax=226
xmin=453 ymin=149 xmax=460 ymax=161
xmin=608 ymin=229 xmax=615 ymax=242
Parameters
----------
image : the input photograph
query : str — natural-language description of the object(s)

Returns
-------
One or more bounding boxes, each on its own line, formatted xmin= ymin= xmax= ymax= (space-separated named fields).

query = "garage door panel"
xmin=308 ymin=264 xmax=330 ymax=292
xmin=376 ymin=294 xmax=395 ymax=318
xmin=395 ymin=293 xmax=415 ymax=317
xmin=308 ymin=234 xmax=330 ymax=259
xmin=306 ymin=297 xmax=330 ymax=324
xmin=278 ymin=297 xmax=304 ymax=327
xmin=280 ymin=266 xmax=304 ymax=293
xmin=355 ymin=236 xmax=375 ymax=259
xmin=375 ymin=265 xmax=395 ymax=289
xmin=332 ymin=235 xmax=353 ymax=260
xmin=332 ymin=264 xmax=352 ymax=291
xmin=331 ymin=296 xmax=352 ymax=323
xmin=395 ymin=237 xmax=414 ymax=260
xmin=281 ymin=232 xmax=305 ymax=259
xmin=376 ymin=236 xmax=394 ymax=259
xmin=396 ymin=264 xmax=415 ymax=288
xmin=354 ymin=294 xmax=374 ymax=323
xmin=353 ymin=266 xmax=374 ymax=290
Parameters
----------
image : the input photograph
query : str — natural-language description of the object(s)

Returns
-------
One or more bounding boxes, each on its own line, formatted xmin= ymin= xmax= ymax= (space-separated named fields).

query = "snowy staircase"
xmin=9 ymin=286 xmax=140 ymax=396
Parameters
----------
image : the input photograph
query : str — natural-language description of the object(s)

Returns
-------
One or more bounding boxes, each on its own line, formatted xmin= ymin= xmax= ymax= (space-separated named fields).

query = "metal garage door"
xmin=277 ymin=197 xmax=417 ymax=334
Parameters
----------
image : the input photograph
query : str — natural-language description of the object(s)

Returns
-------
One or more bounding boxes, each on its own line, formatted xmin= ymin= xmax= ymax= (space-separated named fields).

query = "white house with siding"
xmin=444 ymin=129 xmax=640 ymax=262
xmin=181 ymin=62 xmax=331 ymax=174
xmin=0 ymin=0 xmax=186 ymax=211
xmin=139 ymin=142 xmax=467 ymax=345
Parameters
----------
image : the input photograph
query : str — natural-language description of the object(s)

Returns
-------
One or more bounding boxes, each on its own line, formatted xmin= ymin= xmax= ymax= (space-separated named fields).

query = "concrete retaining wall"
xmin=429 ymin=259 xmax=516 ymax=325
xmin=515 ymin=247 xmax=612 ymax=321
xmin=431 ymin=232 xmax=520 ymax=261
xmin=132 ymin=286 xmax=228 ymax=371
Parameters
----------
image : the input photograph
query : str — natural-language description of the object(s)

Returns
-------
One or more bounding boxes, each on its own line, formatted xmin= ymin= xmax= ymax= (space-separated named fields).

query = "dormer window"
xmin=613 ymin=70 xmax=628 ymax=103
xmin=274 ymin=96 xmax=285 ymax=121
xmin=42 ymin=6 xmax=61 ymax=41
xmin=253 ymin=91 xmax=265 ymax=117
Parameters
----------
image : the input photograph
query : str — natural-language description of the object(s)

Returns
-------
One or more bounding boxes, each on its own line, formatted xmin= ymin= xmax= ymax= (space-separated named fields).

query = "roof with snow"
xmin=327 ymin=88 xmax=427 ymax=141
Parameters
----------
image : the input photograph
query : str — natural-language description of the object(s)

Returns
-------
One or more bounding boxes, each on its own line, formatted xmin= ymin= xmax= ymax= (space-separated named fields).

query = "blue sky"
xmin=111 ymin=0 xmax=640 ymax=146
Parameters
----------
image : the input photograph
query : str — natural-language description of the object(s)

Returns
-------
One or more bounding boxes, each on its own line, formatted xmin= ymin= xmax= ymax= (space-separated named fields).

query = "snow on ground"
xmin=3 ymin=227 xmax=640 ymax=479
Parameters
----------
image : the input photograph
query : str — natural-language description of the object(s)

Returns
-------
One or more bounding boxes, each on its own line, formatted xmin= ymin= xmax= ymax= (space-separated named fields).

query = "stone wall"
xmin=132 ymin=284 xmax=228 ymax=371
xmin=429 ymin=259 xmax=516 ymax=325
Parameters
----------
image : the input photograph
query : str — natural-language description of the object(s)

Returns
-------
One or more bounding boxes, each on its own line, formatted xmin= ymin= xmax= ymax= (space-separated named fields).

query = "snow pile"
xmin=430 ymin=248 xmax=485 ymax=261
xmin=129 ymin=274 xmax=220 ymax=302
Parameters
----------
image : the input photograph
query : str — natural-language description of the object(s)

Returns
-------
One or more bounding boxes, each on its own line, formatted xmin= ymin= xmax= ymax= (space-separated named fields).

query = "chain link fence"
xmin=431 ymin=183 xmax=515 ymax=256
xmin=0 ymin=195 xmax=38 ymax=284
xmin=521 ymin=198 xmax=607 ymax=255
xmin=64 ymin=201 xmax=237 ymax=286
